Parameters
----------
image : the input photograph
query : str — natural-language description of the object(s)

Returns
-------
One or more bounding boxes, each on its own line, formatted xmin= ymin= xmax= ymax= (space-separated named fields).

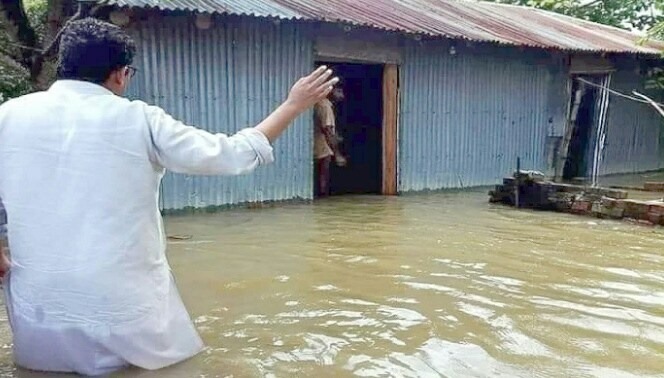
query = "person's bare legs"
xmin=317 ymin=156 xmax=332 ymax=197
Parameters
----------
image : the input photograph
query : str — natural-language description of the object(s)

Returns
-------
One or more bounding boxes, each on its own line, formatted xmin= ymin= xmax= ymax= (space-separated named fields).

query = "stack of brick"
xmin=644 ymin=182 xmax=664 ymax=192
xmin=489 ymin=174 xmax=664 ymax=227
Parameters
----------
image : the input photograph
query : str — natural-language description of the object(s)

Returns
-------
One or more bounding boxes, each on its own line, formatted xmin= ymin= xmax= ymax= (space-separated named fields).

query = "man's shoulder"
xmin=0 ymin=91 xmax=48 ymax=110
xmin=112 ymin=97 xmax=151 ymax=112
xmin=95 ymin=97 xmax=168 ymax=126
xmin=1 ymin=90 xmax=167 ymax=123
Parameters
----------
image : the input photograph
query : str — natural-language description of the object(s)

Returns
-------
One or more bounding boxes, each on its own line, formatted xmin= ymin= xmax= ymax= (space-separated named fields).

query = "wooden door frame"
xmin=554 ymin=55 xmax=614 ymax=182
xmin=313 ymin=58 xmax=399 ymax=196
xmin=382 ymin=64 xmax=399 ymax=195
xmin=555 ymin=72 xmax=612 ymax=182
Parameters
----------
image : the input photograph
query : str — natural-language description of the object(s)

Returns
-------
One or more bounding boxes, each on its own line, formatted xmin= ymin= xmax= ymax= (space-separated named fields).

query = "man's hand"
xmin=321 ymin=126 xmax=346 ymax=167
xmin=255 ymin=66 xmax=339 ymax=143
xmin=334 ymin=154 xmax=348 ymax=167
xmin=285 ymin=66 xmax=339 ymax=112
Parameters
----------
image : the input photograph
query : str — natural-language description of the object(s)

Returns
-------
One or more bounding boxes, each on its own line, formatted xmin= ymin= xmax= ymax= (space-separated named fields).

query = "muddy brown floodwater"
xmin=1 ymin=174 xmax=664 ymax=377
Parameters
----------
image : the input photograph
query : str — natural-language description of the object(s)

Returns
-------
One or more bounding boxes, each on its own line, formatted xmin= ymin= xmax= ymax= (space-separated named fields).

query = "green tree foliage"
xmin=0 ymin=63 xmax=30 ymax=103
xmin=0 ymin=0 xmax=45 ymax=102
xmin=0 ymin=0 xmax=76 ymax=103
xmin=489 ymin=0 xmax=664 ymax=91
xmin=489 ymin=0 xmax=663 ymax=31
xmin=644 ymin=21 xmax=664 ymax=90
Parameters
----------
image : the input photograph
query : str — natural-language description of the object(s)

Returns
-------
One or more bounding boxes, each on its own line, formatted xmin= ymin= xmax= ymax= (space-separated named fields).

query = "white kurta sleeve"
xmin=143 ymin=104 xmax=275 ymax=175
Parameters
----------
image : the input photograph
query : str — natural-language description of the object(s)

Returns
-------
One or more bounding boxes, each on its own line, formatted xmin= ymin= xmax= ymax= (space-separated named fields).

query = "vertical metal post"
xmin=515 ymin=157 xmax=521 ymax=208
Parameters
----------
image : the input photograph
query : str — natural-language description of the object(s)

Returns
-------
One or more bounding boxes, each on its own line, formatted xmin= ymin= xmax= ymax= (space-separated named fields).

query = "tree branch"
xmin=42 ymin=2 xmax=82 ymax=58
xmin=0 ymin=0 xmax=39 ymax=67
xmin=578 ymin=0 xmax=602 ymax=9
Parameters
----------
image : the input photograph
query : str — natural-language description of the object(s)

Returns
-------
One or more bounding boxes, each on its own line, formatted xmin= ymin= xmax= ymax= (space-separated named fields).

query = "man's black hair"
xmin=57 ymin=18 xmax=137 ymax=84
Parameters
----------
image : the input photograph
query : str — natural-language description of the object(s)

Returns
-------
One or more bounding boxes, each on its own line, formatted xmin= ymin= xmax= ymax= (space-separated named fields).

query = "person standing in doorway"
xmin=0 ymin=18 xmax=338 ymax=376
xmin=314 ymin=86 xmax=347 ymax=197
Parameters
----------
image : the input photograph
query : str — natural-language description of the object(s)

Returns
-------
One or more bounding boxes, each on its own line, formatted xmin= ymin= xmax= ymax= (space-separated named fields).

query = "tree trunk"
xmin=0 ymin=0 xmax=76 ymax=90
xmin=46 ymin=0 xmax=75 ymax=43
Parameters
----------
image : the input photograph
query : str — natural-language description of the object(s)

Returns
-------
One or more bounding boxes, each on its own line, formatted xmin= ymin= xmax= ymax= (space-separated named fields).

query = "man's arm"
xmin=318 ymin=101 xmax=346 ymax=166
xmin=148 ymin=67 xmax=338 ymax=175
xmin=321 ymin=126 xmax=343 ymax=155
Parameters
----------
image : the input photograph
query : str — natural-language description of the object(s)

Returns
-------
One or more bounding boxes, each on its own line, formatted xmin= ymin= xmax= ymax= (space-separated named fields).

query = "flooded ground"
xmin=1 ymin=175 xmax=664 ymax=377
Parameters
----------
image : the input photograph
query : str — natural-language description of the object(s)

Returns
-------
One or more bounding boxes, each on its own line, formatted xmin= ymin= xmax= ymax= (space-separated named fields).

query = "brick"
xmin=601 ymin=197 xmax=618 ymax=208
xmin=606 ymin=189 xmax=629 ymax=200
xmin=550 ymin=197 xmax=571 ymax=211
xmin=586 ymin=187 xmax=628 ymax=200
xmin=591 ymin=201 xmax=602 ymax=214
xmin=557 ymin=202 xmax=572 ymax=212
xmin=598 ymin=198 xmax=624 ymax=219
xmin=571 ymin=200 xmax=591 ymax=213
xmin=622 ymin=200 xmax=651 ymax=220
xmin=647 ymin=204 xmax=664 ymax=225
xmin=649 ymin=203 xmax=664 ymax=215
xmin=647 ymin=213 xmax=661 ymax=225
xmin=606 ymin=207 xmax=625 ymax=219
xmin=644 ymin=182 xmax=664 ymax=192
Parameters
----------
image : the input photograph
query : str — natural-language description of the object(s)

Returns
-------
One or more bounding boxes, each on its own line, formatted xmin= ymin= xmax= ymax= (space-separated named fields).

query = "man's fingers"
xmin=304 ymin=66 xmax=328 ymax=83
xmin=316 ymin=77 xmax=340 ymax=94
xmin=317 ymin=85 xmax=334 ymax=100
xmin=311 ymin=69 xmax=334 ymax=87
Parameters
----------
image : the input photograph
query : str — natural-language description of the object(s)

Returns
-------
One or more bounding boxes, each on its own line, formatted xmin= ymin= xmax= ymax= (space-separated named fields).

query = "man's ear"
xmin=104 ymin=68 xmax=128 ymax=95
xmin=110 ymin=68 xmax=126 ymax=86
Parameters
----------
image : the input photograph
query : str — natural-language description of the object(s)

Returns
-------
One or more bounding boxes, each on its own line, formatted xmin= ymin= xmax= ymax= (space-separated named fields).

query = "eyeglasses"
xmin=126 ymin=66 xmax=138 ymax=78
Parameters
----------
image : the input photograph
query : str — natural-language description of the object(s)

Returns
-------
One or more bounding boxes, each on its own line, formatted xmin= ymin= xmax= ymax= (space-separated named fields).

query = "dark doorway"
xmin=563 ymin=75 xmax=603 ymax=181
xmin=314 ymin=62 xmax=384 ymax=196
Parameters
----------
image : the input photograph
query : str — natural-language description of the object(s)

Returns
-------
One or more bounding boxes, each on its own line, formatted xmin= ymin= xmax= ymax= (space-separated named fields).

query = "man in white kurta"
xmin=0 ymin=18 xmax=337 ymax=376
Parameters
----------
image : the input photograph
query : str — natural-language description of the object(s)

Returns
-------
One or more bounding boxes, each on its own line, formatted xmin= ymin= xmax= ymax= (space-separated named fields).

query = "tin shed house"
xmin=97 ymin=0 xmax=664 ymax=211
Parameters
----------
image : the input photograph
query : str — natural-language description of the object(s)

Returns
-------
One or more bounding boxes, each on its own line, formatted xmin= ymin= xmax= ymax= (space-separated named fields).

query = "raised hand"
xmin=286 ymin=66 xmax=340 ymax=111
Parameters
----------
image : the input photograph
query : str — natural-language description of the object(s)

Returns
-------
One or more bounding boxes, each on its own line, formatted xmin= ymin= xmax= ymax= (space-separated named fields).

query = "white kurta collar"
xmin=49 ymin=80 xmax=115 ymax=96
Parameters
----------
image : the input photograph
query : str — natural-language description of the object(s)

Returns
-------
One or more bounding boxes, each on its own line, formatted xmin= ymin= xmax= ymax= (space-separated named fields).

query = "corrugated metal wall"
xmin=600 ymin=69 xmax=663 ymax=175
xmin=399 ymin=42 xmax=567 ymax=191
xmin=126 ymin=14 xmax=659 ymax=208
xmin=127 ymin=16 xmax=314 ymax=210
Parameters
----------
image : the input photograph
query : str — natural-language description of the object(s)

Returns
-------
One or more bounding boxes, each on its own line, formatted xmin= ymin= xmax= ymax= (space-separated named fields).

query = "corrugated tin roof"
xmin=101 ymin=0 xmax=664 ymax=55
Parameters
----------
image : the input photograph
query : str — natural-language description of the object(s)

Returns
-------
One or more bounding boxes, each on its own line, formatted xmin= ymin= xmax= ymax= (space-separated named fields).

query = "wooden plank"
xmin=315 ymin=25 xmax=402 ymax=64
xmin=569 ymin=55 xmax=615 ymax=74
xmin=555 ymin=81 xmax=583 ymax=181
xmin=382 ymin=64 xmax=398 ymax=195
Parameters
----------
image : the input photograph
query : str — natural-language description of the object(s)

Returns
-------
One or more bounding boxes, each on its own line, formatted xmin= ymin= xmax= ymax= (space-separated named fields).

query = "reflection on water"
xmin=1 ymin=183 xmax=664 ymax=377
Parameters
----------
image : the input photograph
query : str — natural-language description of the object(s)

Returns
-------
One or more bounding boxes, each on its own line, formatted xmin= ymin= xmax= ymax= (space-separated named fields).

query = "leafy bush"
xmin=0 ymin=0 xmax=48 ymax=103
